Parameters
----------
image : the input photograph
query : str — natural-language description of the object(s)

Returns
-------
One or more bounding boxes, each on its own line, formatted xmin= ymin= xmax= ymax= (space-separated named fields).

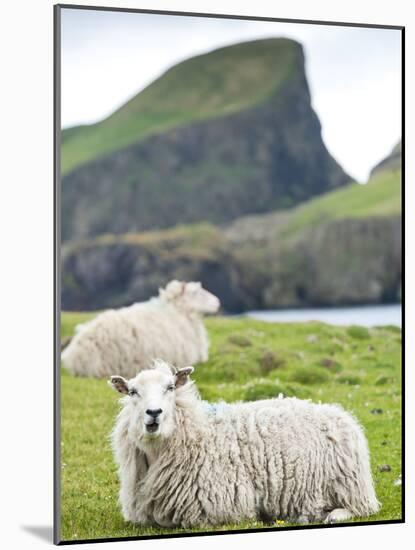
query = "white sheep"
xmin=62 ymin=281 xmax=220 ymax=378
xmin=109 ymin=360 xmax=380 ymax=528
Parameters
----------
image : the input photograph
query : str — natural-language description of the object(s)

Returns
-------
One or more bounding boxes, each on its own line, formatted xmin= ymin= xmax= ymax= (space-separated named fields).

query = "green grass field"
xmin=60 ymin=313 xmax=402 ymax=542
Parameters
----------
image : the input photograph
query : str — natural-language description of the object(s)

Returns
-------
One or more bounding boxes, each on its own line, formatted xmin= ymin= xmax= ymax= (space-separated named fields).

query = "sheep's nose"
xmin=146 ymin=408 xmax=162 ymax=418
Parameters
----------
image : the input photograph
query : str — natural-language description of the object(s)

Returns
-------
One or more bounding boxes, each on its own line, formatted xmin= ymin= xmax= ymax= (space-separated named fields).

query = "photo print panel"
xmin=54 ymin=4 xmax=404 ymax=544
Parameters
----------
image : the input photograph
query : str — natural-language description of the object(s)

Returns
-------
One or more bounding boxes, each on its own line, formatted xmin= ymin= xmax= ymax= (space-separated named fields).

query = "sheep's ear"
xmin=109 ymin=375 xmax=129 ymax=394
xmin=174 ymin=366 xmax=194 ymax=388
xmin=160 ymin=280 xmax=185 ymax=300
xmin=167 ymin=280 xmax=185 ymax=294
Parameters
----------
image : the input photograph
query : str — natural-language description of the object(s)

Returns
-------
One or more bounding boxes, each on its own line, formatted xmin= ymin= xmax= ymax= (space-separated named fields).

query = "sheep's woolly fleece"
xmin=110 ymin=361 xmax=380 ymax=528
xmin=62 ymin=281 xmax=220 ymax=378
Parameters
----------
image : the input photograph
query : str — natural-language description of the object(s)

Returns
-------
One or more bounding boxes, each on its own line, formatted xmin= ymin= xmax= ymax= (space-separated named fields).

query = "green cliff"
xmin=61 ymin=38 xmax=349 ymax=241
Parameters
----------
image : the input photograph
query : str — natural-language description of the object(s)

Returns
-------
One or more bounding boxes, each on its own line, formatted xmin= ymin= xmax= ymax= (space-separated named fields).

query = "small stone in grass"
xmin=228 ymin=334 xmax=252 ymax=347
xmin=370 ymin=408 xmax=384 ymax=415
xmin=394 ymin=475 xmax=402 ymax=486
xmin=307 ymin=334 xmax=318 ymax=344
xmin=319 ymin=358 xmax=341 ymax=370
xmin=378 ymin=464 xmax=392 ymax=472
xmin=320 ymin=357 xmax=338 ymax=369
xmin=259 ymin=351 xmax=285 ymax=373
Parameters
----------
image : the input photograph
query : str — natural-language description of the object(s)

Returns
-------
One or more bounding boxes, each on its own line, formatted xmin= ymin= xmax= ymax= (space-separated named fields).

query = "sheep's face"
xmin=183 ymin=282 xmax=220 ymax=314
xmin=161 ymin=280 xmax=220 ymax=314
xmin=109 ymin=362 xmax=194 ymax=442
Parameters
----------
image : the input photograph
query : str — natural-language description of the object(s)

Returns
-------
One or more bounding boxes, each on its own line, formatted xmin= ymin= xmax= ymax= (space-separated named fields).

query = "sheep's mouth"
xmin=145 ymin=422 xmax=159 ymax=434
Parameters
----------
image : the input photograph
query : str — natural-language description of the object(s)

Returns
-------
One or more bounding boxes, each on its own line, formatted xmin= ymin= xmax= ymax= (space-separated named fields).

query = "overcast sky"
xmin=61 ymin=8 xmax=402 ymax=182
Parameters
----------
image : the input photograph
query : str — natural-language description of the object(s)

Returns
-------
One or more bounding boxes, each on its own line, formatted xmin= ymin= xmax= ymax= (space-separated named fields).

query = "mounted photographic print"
xmin=54 ymin=4 xmax=404 ymax=545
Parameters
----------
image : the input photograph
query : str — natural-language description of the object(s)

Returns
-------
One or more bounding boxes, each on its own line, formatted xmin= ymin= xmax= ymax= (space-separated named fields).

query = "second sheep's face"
xmin=109 ymin=360 xmax=194 ymax=444
xmin=160 ymin=280 xmax=221 ymax=314
xmin=182 ymin=282 xmax=221 ymax=314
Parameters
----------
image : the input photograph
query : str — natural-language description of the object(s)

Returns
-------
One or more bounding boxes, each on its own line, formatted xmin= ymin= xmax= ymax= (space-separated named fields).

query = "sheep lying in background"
xmin=109 ymin=360 xmax=380 ymax=528
xmin=62 ymin=281 xmax=220 ymax=378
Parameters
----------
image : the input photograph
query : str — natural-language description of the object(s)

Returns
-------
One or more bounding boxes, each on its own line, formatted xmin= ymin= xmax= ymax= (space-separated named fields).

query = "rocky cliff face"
xmin=61 ymin=164 xmax=401 ymax=312
xmin=61 ymin=39 xmax=349 ymax=242
xmin=61 ymin=212 xmax=401 ymax=313
xmin=261 ymin=216 xmax=401 ymax=308
xmin=61 ymin=225 xmax=245 ymax=312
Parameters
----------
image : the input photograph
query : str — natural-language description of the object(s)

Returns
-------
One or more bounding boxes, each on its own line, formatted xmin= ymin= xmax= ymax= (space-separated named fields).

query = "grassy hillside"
xmin=62 ymin=38 xmax=300 ymax=175
xmin=60 ymin=312 xmax=402 ymax=542
xmin=279 ymin=168 xmax=402 ymax=239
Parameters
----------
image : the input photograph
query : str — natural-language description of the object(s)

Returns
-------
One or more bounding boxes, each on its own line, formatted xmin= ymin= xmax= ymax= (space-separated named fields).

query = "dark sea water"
xmin=244 ymin=304 xmax=401 ymax=328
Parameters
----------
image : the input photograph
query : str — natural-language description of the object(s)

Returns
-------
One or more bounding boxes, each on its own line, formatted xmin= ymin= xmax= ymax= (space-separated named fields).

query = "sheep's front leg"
xmin=116 ymin=443 xmax=149 ymax=523
xmin=119 ymin=447 xmax=147 ymax=522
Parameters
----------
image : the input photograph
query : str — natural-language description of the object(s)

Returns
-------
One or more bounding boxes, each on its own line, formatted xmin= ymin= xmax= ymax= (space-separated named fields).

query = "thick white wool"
xmin=110 ymin=363 xmax=380 ymax=528
xmin=62 ymin=281 xmax=220 ymax=378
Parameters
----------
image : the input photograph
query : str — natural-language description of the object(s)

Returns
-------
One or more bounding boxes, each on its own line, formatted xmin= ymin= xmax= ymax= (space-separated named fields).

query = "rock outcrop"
xmin=61 ymin=38 xmax=349 ymax=242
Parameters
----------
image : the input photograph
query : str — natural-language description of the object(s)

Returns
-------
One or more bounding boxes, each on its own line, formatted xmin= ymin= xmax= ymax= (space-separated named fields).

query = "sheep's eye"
xmin=128 ymin=389 xmax=138 ymax=397
xmin=166 ymin=384 xmax=174 ymax=392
